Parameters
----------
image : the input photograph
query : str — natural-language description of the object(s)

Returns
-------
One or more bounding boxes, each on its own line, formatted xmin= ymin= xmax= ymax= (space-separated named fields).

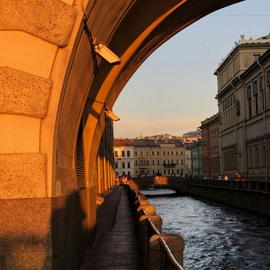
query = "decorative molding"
xmin=0 ymin=0 xmax=76 ymax=47
xmin=0 ymin=66 xmax=52 ymax=118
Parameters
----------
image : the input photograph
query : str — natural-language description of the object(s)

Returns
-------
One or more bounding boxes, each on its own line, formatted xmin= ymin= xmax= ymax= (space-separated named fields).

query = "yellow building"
xmin=133 ymin=139 xmax=185 ymax=177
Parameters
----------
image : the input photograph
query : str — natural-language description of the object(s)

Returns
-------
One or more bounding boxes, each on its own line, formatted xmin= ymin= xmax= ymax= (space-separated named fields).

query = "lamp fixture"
xmin=105 ymin=109 xmax=120 ymax=121
xmin=83 ymin=16 xmax=120 ymax=74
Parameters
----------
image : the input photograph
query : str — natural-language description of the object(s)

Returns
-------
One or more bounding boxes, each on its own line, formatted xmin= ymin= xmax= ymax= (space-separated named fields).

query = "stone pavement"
xmin=82 ymin=186 xmax=144 ymax=270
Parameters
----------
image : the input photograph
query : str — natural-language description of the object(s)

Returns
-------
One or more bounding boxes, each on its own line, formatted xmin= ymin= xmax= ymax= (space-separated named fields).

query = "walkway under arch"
xmin=0 ymin=0 xmax=243 ymax=268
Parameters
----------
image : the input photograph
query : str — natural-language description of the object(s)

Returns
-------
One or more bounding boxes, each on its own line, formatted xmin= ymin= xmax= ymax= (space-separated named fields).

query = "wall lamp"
xmin=105 ymin=109 xmax=120 ymax=122
xmin=93 ymin=38 xmax=120 ymax=65
xmin=83 ymin=16 xmax=120 ymax=74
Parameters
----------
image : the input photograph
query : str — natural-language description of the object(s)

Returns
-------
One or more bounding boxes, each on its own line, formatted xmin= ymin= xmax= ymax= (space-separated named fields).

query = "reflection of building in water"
xmin=215 ymin=34 xmax=270 ymax=180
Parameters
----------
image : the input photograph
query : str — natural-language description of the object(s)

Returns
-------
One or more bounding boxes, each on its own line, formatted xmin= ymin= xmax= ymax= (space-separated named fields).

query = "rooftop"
xmin=215 ymin=34 xmax=270 ymax=75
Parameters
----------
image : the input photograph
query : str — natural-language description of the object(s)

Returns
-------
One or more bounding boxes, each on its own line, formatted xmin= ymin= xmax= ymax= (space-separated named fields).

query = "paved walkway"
xmin=82 ymin=186 xmax=143 ymax=270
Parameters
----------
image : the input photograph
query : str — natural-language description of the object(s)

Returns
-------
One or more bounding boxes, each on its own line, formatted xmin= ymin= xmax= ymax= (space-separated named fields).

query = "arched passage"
xmin=0 ymin=0 xmax=243 ymax=268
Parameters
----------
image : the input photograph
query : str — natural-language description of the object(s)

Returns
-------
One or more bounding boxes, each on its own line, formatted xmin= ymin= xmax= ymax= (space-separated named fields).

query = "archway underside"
xmin=0 ymin=0 xmax=243 ymax=268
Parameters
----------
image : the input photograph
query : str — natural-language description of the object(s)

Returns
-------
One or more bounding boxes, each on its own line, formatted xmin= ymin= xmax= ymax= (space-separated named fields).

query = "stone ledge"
xmin=0 ymin=153 xmax=47 ymax=199
xmin=0 ymin=67 xmax=52 ymax=118
xmin=0 ymin=0 xmax=76 ymax=47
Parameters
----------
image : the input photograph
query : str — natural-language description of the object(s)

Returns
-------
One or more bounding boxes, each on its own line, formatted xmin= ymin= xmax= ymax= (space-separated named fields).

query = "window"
xmin=171 ymin=151 xmax=173 ymax=155
xmin=146 ymin=151 xmax=149 ymax=156
xmin=127 ymin=162 xmax=130 ymax=169
xmin=115 ymin=161 xmax=118 ymax=169
xmin=141 ymin=151 xmax=143 ymax=156
xmin=181 ymin=159 xmax=183 ymax=165
xmin=163 ymin=151 xmax=165 ymax=156
xmin=255 ymin=146 xmax=259 ymax=167
xmin=176 ymin=151 xmax=178 ymax=155
xmin=164 ymin=169 xmax=166 ymax=175
xmin=122 ymin=162 xmax=125 ymax=168
xmin=254 ymin=93 xmax=258 ymax=115
xmin=135 ymin=151 xmax=137 ymax=156
xmin=248 ymin=148 xmax=253 ymax=168
xmin=122 ymin=151 xmax=125 ymax=157
xmin=253 ymin=79 xmax=258 ymax=95
xmin=261 ymin=145 xmax=266 ymax=167
xmin=157 ymin=151 xmax=159 ymax=156
xmin=152 ymin=160 xmax=154 ymax=165
xmin=259 ymin=76 xmax=263 ymax=91
xmin=157 ymin=160 xmax=160 ymax=165
xmin=167 ymin=151 xmax=170 ymax=156
xmin=152 ymin=151 xmax=154 ymax=155
xmin=127 ymin=150 xmax=130 ymax=157
xmin=247 ymin=85 xmax=252 ymax=118
xmin=135 ymin=160 xmax=138 ymax=166
xmin=114 ymin=150 xmax=118 ymax=157
xmin=267 ymin=70 xmax=270 ymax=85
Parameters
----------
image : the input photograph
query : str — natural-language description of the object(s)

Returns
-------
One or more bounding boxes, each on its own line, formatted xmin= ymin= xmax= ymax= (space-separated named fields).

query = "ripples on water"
xmin=144 ymin=191 xmax=270 ymax=270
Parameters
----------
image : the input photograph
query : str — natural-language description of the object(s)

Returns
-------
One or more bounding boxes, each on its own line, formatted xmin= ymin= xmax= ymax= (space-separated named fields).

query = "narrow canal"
xmin=142 ymin=189 xmax=270 ymax=270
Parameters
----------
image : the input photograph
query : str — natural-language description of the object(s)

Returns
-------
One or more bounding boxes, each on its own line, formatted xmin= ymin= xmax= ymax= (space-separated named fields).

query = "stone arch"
xmin=0 ymin=0 xmax=243 ymax=268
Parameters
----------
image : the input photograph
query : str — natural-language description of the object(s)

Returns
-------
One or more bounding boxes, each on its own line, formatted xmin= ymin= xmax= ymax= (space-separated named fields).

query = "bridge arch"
xmin=0 ymin=0 xmax=242 ymax=268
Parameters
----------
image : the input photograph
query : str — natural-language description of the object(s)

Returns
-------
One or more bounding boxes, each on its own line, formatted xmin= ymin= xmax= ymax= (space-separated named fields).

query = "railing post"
xmin=148 ymin=233 xmax=185 ymax=270
xmin=162 ymin=233 xmax=185 ymax=267
xmin=138 ymin=215 xmax=162 ymax=268
xmin=148 ymin=234 xmax=160 ymax=270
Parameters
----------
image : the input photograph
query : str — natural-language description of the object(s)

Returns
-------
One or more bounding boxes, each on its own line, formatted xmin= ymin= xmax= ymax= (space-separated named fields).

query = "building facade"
xmin=182 ymin=130 xmax=201 ymax=143
xmin=133 ymin=139 xmax=185 ymax=177
xmin=191 ymin=141 xmax=202 ymax=177
xmin=201 ymin=113 xmax=221 ymax=177
xmin=114 ymin=139 xmax=135 ymax=177
xmin=215 ymin=35 xmax=270 ymax=180
xmin=114 ymin=138 xmax=186 ymax=177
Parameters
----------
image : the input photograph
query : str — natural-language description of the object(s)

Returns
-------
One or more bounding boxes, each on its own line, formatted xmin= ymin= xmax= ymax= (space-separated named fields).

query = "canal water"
xmin=142 ymin=189 xmax=270 ymax=270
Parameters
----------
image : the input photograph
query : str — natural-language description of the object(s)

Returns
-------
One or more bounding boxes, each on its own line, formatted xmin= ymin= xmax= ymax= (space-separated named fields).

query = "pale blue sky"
xmin=114 ymin=0 xmax=270 ymax=138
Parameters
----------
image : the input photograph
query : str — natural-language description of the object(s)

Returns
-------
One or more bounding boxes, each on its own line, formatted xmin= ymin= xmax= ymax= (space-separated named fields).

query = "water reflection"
xmin=145 ymin=193 xmax=270 ymax=270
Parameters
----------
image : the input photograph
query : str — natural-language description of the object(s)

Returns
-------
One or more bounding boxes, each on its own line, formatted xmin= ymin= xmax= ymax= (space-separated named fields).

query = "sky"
xmin=113 ymin=0 xmax=270 ymax=138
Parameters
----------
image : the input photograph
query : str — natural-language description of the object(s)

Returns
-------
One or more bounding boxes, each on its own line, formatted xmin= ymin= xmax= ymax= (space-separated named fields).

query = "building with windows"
xmin=191 ymin=141 xmax=202 ymax=177
xmin=133 ymin=139 xmax=185 ymax=177
xmin=184 ymin=143 xmax=193 ymax=177
xmin=182 ymin=130 xmax=201 ymax=143
xmin=200 ymin=113 xmax=220 ymax=177
xmin=114 ymin=139 xmax=135 ymax=177
xmin=113 ymin=137 xmax=185 ymax=177
xmin=215 ymin=34 xmax=270 ymax=180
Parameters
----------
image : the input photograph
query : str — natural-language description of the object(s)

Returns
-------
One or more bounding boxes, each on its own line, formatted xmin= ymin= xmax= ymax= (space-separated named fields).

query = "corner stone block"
xmin=0 ymin=153 xmax=47 ymax=199
xmin=0 ymin=67 xmax=52 ymax=118
xmin=0 ymin=0 xmax=77 ymax=47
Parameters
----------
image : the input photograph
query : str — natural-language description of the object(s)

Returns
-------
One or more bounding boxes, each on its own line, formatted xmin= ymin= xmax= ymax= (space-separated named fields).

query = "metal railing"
xmin=188 ymin=178 xmax=270 ymax=193
xmin=134 ymin=189 xmax=184 ymax=270
xmin=148 ymin=219 xmax=184 ymax=270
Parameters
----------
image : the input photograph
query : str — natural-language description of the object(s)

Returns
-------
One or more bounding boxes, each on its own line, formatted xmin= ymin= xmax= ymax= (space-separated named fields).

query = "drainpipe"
xmin=256 ymin=57 xmax=268 ymax=183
